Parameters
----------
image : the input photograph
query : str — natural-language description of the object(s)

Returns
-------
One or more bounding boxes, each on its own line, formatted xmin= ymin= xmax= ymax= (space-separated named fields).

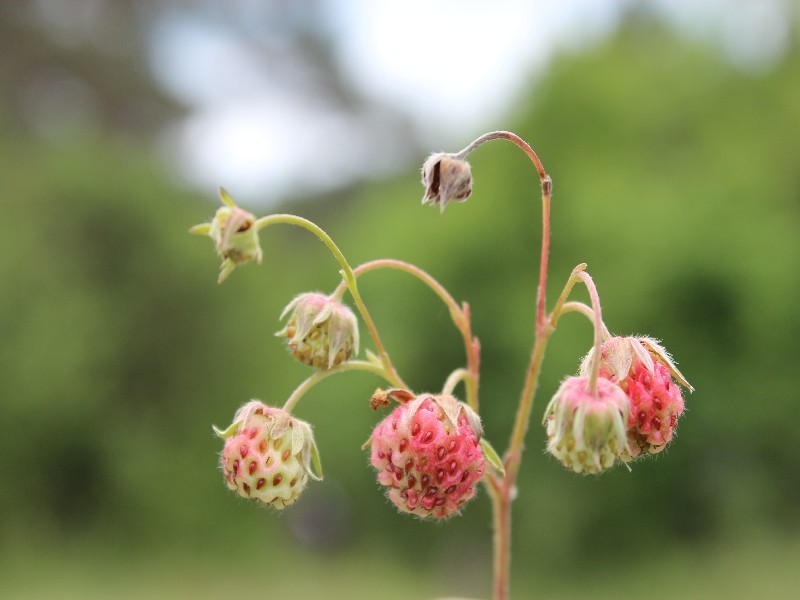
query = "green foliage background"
xmin=1 ymin=14 xmax=799 ymax=600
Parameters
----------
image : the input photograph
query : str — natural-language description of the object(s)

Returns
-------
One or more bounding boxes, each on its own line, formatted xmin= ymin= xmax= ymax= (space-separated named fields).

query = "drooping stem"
xmin=455 ymin=131 xmax=552 ymax=331
xmin=454 ymin=130 xmax=548 ymax=182
xmin=557 ymin=301 xmax=611 ymax=340
xmin=574 ymin=271 xmax=604 ymax=394
xmin=548 ymin=266 xmax=606 ymax=392
xmin=549 ymin=264 xmax=587 ymax=325
xmin=455 ymin=130 xmax=554 ymax=473
xmin=441 ymin=368 xmax=470 ymax=396
xmin=454 ymin=132 xmax=552 ymax=600
xmin=548 ymin=265 xmax=611 ymax=339
xmin=282 ymin=360 xmax=400 ymax=414
xmin=336 ymin=258 xmax=480 ymax=410
xmin=255 ymin=214 xmax=407 ymax=389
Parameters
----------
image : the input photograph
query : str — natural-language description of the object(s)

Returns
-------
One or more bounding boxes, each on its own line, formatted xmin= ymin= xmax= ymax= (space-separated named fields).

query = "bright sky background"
xmin=148 ymin=0 xmax=791 ymax=206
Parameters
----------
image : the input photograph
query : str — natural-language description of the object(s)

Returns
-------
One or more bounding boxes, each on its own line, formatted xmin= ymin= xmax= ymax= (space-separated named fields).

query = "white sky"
xmin=149 ymin=0 xmax=791 ymax=206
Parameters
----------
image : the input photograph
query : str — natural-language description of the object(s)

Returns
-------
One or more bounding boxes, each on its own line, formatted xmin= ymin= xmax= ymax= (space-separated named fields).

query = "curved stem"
xmin=454 ymin=132 xmax=552 ymax=600
xmin=504 ymin=188 xmax=552 ymax=469
xmin=441 ymin=368 xmax=470 ymax=396
xmin=282 ymin=360 xmax=400 ymax=413
xmin=557 ymin=302 xmax=612 ymax=340
xmin=256 ymin=214 xmax=407 ymax=389
xmin=574 ymin=271 xmax=604 ymax=394
xmin=337 ymin=258 xmax=480 ymax=410
xmin=336 ymin=259 xmax=463 ymax=322
xmin=455 ymin=131 xmax=552 ymax=332
xmin=455 ymin=130 xmax=548 ymax=183
xmin=455 ymin=130 xmax=554 ymax=456
xmin=547 ymin=265 xmax=611 ymax=339
xmin=548 ymin=264 xmax=587 ymax=327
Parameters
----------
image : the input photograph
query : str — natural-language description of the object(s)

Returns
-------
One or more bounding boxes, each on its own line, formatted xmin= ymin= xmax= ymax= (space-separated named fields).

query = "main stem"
xmin=456 ymin=132 xmax=552 ymax=600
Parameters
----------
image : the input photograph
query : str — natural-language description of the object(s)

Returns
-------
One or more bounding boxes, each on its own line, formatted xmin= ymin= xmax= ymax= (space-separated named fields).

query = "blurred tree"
xmin=0 ymin=1 xmax=182 ymax=136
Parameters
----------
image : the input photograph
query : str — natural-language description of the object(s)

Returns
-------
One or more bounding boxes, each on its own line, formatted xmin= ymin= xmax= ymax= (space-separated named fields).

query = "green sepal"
xmin=480 ymin=438 xmax=505 ymax=476
xmin=212 ymin=420 xmax=241 ymax=439
xmin=217 ymin=259 xmax=235 ymax=284
xmin=218 ymin=187 xmax=236 ymax=207
xmin=189 ymin=223 xmax=211 ymax=235
xmin=308 ymin=438 xmax=324 ymax=481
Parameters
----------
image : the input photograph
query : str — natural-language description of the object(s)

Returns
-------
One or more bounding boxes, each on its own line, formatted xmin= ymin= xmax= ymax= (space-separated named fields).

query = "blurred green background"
xmin=2 ymin=2 xmax=799 ymax=599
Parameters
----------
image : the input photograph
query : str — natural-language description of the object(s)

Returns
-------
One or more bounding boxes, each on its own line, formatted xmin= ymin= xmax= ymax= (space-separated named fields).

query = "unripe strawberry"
xmin=190 ymin=188 xmax=263 ymax=282
xmin=367 ymin=390 xmax=485 ymax=519
xmin=216 ymin=401 xmax=322 ymax=509
xmin=543 ymin=375 xmax=630 ymax=474
xmin=580 ymin=336 xmax=693 ymax=460
xmin=276 ymin=292 xmax=359 ymax=369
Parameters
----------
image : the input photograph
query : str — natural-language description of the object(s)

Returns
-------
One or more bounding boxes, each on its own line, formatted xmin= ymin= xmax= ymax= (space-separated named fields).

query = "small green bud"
xmin=190 ymin=188 xmax=262 ymax=283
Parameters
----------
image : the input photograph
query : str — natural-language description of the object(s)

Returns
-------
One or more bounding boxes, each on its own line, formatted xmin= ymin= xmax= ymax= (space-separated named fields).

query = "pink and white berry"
xmin=217 ymin=401 xmax=321 ymax=509
xmin=543 ymin=375 xmax=630 ymax=474
xmin=368 ymin=390 xmax=485 ymax=519
xmin=580 ymin=336 xmax=692 ymax=461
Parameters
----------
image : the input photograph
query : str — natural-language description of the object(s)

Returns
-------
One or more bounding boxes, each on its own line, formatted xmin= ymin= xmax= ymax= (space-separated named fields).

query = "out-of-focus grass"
xmin=533 ymin=533 xmax=800 ymax=600
xmin=0 ymin=542 xmax=448 ymax=600
xmin=2 ymin=532 xmax=798 ymax=599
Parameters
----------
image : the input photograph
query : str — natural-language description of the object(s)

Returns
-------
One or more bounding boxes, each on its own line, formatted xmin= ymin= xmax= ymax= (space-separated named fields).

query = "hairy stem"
xmin=557 ymin=301 xmax=611 ymax=340
xmin=455 ymin=131 xmax=552 ymax=600
xmin=455 ymin=131 xmax=552 ymax=333
xmin=548 ymin=264 xmax=587 ymax=325
xmin=337 ymin=258 xmax=480 ymax=410
xmin=256 ymin=214 xmax=407 ymax=389
xmin=491 ymin=484 xmax=512 ymax=600
xmin=441 ymin=368 xmax=470 ymax=396
xmin=547 ymin=266 xmax=611 ymax=339
xmin=282 ymin=360 xmax=400 ymax=413
xmin=574 ymin=271 xmax=604 ymax=394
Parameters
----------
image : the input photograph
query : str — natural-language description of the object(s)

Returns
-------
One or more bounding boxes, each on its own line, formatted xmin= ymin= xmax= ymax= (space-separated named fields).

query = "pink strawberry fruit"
xmin=580 ymin=336 xmax=693 ymax=460
xmin=367 ymin=390 xmax=485 ymax=519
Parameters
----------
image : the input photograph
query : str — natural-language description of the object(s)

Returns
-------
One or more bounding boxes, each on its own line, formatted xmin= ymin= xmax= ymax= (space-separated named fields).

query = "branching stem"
xmin=336 ymin=258 xmax=480 ymax=410
xmin=255 ymin=214 xmax=407 ymax=389
xmin=282 ymin=360 xmax=400 ymax=413
xmin=254 ymin=132 xmax=610 ymax=600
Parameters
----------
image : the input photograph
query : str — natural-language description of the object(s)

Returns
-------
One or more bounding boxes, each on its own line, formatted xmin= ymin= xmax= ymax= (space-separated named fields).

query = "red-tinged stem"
xmin=455 ymin=131 xmax=552 ymax=600
xmin=455 ymin=131 xmax=552 ymax=331
xmin=336 ymin=258 xmax=481 ymax=411
xmin=492 ymin=480 xmax=512 ymax=600
xmin=554 ymin=302 xmax=611 ymax=340
xmin=574 ymin=271 xmax=604 ymax=394
xmin=547 ymin=265 xmax=610 ymax=340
